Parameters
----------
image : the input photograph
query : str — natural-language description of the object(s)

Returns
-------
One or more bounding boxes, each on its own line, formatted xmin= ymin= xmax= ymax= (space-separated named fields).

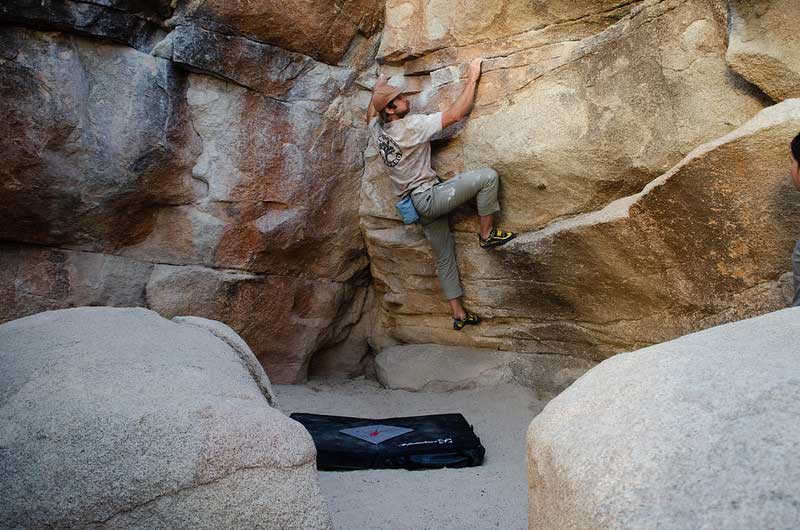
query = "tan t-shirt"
xmin=369 ymin=112 xmax=443 ymax=198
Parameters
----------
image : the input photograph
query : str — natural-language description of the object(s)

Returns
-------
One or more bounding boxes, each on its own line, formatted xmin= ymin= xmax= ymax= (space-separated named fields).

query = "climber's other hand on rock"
xmin=374 ymin=74 xmax=389 ymax=89
xmin=467 ymin=59 xmax=482 ymax=83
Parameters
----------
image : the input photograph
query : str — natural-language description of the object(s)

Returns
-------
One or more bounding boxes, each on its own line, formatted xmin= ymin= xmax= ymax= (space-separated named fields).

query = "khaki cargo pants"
xmin=411 ymin=167 xmax=500 ymax=300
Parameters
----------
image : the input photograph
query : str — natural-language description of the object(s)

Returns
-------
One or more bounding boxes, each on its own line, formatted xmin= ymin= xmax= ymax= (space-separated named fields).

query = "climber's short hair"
xmin=792 ymin=132 xmax=800 ymax=162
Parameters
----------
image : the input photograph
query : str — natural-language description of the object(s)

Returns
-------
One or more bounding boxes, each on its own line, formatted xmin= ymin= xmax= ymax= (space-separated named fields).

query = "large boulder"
xmin=0 ymin=22 xmax=374 ymax=383
xmin=0 ymin=307 xmax=332 ymax=529
xmin=726 ymin=0 xmax=800 ymax=102
xmin=526 ymin=307 xmax=800 ymax=529
xmin=362 ymin=0 xmax=777 ymax=355
xmin=375 ymin=344 xmax=594 ymax=399
xmin=363 ymin=94 xmax=800 ymax=361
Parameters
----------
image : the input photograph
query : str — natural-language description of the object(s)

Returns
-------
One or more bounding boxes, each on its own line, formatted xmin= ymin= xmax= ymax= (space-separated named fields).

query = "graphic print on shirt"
xmin=378 ymin=133 xmax=403 ymax=167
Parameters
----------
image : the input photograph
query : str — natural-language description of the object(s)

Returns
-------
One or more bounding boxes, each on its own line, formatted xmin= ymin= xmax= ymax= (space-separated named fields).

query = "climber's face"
xmin=791 ymin=148 xmax=800 ymax=191
xmin=385 ymin=94 xmax=410 ymax=121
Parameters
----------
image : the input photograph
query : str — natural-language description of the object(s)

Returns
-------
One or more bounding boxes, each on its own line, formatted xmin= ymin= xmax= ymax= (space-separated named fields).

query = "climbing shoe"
xmin=479 ymin=228 xmax=516 ymax=249
xmin=453 ymin=312 xmax=481 ymax=331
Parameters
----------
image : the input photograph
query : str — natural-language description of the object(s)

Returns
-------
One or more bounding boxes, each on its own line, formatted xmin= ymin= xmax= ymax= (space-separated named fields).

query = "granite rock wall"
xmin=361 ymin=0 xmax=800 ymax=363
xmin=3 ymin=0 xmax=800 ymax=380
xmin=0 ymin=0 xmax=382 ymax=383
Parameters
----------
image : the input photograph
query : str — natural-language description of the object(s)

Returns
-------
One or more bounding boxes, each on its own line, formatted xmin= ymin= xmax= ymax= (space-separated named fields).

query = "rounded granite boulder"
xmin=527 ymin=308 xmax=800 ymax=530
xmin=0 ymin=307 xmax=332 ymax=529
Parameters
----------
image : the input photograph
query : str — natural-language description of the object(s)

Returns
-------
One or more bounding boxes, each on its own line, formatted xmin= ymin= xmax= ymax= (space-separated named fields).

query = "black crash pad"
xmin=290 ymin=412 xmax=485 ymax=471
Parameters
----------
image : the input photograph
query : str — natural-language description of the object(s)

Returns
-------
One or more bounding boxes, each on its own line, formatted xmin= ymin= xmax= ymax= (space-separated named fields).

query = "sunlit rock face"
xmin=362 ymin=0 xmax=798 ymax=361
xmin=379 ymin=0 xmax=641 ymax=62
xmin=0 ymin=1 xmax=379 ymax=383
xmin=493 ymin=100 xmax=800 ymax=360
xmin=726 ymin=0 xmax=800 ymax=103
xmin=374 ymin=0 xmax=768 ymax=231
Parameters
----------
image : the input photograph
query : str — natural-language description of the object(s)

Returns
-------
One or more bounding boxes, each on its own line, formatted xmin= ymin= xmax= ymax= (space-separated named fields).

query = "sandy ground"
xmin=275 ymin=379 xmax=545 ymax=530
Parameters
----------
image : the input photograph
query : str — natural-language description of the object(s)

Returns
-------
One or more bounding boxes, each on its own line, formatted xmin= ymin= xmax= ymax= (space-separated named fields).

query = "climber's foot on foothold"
xmin=479 ymin=228 xmax=516 ymax=249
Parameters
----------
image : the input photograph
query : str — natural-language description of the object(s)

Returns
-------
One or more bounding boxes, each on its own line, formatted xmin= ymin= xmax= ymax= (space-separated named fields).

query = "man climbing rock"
xmin=366 ymin=59 xmax=515 ymax=331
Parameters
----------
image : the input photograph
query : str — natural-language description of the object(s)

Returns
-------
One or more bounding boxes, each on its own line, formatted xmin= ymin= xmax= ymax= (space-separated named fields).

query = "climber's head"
xmin=372 ymin=79 xmax=410 ymax=123
xmin=380 ymin=93 xmax=410 ymax=123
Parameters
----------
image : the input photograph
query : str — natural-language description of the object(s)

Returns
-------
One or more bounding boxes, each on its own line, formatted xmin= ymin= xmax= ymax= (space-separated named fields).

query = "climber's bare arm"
xmin=442 ymin=59 xmax=482 ymax=129
xmin=366 ymin=101 xmax=377 ymax=124
xmin=366 ymin=74 xmax=388 ymax=124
